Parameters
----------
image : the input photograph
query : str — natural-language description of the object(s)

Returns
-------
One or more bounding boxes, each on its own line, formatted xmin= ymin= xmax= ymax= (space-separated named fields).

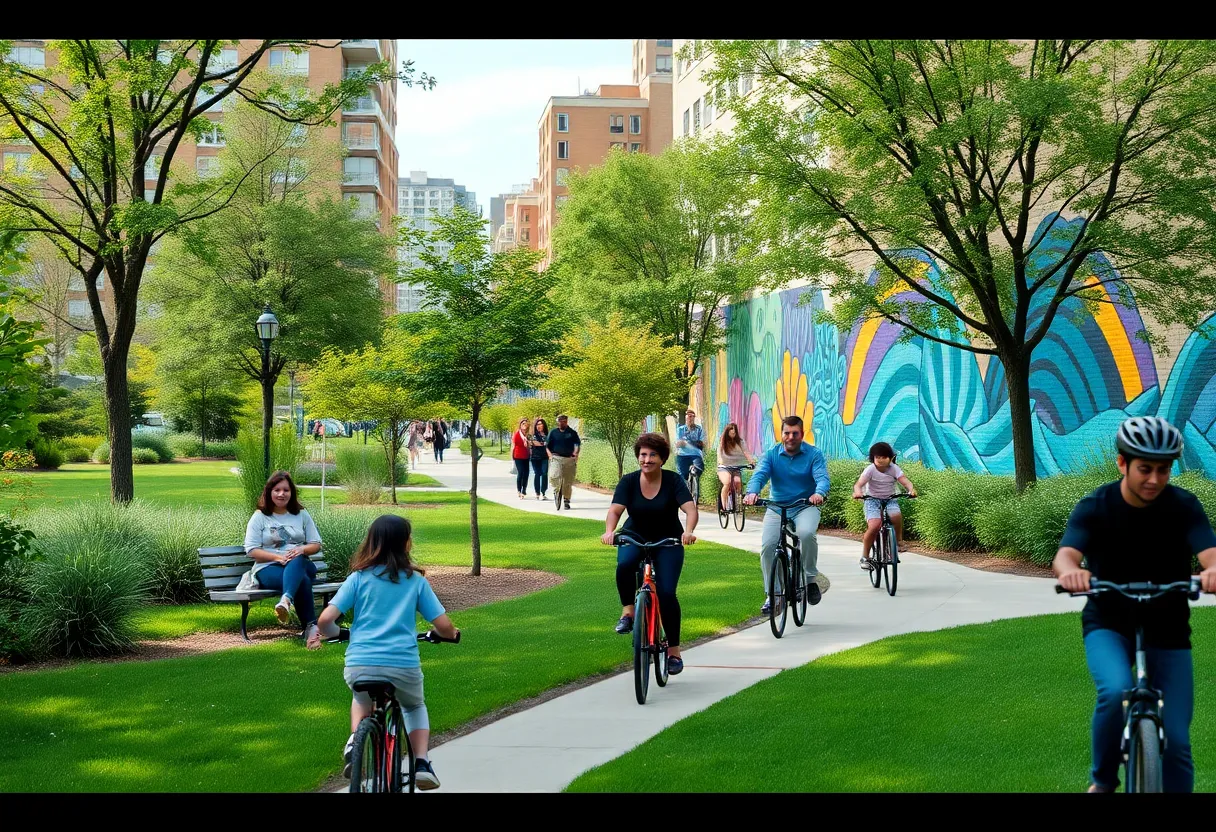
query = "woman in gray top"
xmin=244 ymin=471 xmax=323 ymax=640
xmin=716 ymin=422 xmax=757 ymax=509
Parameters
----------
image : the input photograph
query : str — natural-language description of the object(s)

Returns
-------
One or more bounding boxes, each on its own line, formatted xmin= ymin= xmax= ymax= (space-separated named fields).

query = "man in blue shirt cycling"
xmin=674 ymin=408 xmax=706 ymax=485
xmin=743 ymin=415 xmax=829 ymax=613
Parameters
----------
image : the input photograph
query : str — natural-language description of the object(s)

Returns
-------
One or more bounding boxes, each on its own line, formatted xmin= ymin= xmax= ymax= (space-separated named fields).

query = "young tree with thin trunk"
xmin=701 ymin=39 xmax=1216 ymax=491
xmin=399 ymin=206 xmax=570 ymax=576
xmin=0 ymin=39 xmax=432 ymax=501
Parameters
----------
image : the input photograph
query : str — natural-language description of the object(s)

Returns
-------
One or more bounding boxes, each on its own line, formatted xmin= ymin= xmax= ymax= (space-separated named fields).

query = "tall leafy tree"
xmin=399 ymin=206 xmax=570 ymax=575
xmin=701 ymin=39 xmax=1216 ymax=490
xmin=0 ymin=39 xmax=432 ymax=501
xmin=550 ymin=315 xmax=691 ymax=479
xmin=552 ymin=140 xmax=777 ymax=435
xmin=0 ymin=231 xmax=46 ymax=450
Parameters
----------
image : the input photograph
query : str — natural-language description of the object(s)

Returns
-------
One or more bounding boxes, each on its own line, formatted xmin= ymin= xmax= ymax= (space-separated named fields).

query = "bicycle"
xmin=752 ymin=498 xmax=811 ymax=638
xmin=682 ymin=460 xmax=704 ymax=505
xmin=1056 ymin=577 xmax=1203 ymax=793
xmin=855 ymin=493 xmax=914 ymax=596
xmin=329 ymin=628 xmax=461 ymax=793
xmin=614 ymin=532 xmax=682 ymax=705
xmin=717 ymin=463 xmax=755 ymax=531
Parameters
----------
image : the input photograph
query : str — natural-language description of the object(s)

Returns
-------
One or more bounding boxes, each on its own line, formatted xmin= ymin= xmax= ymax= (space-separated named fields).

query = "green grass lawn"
xmin=456 ymin=438 xmax=513 ymax=461
xmin=566 ymin=608 xmax=1216 ymax=793
xmin=0 ymin=494 xmax=762 ymax=792
xmin=2 ymin=462 xmax=441 ymax=512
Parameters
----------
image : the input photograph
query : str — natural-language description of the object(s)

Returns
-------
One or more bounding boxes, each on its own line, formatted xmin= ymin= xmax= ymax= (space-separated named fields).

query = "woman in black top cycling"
xmin=601 ymin=432 xmax=698 ymax=674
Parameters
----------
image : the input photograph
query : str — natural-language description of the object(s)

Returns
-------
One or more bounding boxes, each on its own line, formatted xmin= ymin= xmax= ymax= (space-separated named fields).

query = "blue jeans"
xmin=256 ymin=557 xmax=319 ymax=626
xmin=616 ymin=544 xmax=684 ymax=647
xmin=675 ymin=455 xmax=702 ymax=482
xmin=531 ymin=457 xmax=549 ymax=495
xmin=1084 ymin=628 xmax=1194 ymax=792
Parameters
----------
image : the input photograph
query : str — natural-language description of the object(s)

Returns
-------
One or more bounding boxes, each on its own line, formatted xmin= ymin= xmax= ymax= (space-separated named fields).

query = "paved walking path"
xmin=357 ymin=448 xmax=1211 ymax=793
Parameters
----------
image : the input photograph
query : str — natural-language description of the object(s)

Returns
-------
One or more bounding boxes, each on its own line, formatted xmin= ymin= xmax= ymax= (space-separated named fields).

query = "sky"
xmin=394 ymin=39 xmax=633 ymax=213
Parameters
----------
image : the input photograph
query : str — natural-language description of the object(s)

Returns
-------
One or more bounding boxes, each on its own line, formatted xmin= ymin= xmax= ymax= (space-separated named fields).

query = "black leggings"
xmin=615 ymin=543 xmax=684 ymax=647
xmin=514 ymin=457 xmax=531 ymax=493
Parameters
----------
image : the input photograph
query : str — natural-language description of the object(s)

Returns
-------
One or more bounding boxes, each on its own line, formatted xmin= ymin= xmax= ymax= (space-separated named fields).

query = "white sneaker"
xmin=342 ymin=734 xmax=355 ymax=778
xmin=274 ymin=595 xmax=292 ymax=625
xmin=413 ymin=758 xmax=440 ymax=790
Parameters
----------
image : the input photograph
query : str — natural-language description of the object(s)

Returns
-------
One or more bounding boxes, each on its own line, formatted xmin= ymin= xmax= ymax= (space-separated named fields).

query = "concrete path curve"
xmin=356 ymin=448 xmax=1211 ymax=793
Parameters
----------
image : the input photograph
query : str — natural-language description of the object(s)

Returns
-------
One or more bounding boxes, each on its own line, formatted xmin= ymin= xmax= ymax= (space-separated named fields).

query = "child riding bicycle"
xmin=308 ymin=514 xmax=459 ymax=790
xmin=852 ymin=441 xmax=917 ymax=568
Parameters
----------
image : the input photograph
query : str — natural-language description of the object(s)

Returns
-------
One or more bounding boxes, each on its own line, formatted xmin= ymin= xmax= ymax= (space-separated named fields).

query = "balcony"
xmin=342 ymin=132 xmax=380 ymax=151
xmin=343 ymin=171 xmax=378 ymax=186
xmin=343 ymin=96 xmax=384 ymax=121
xmin=342 ymin=40 xmax=382 ymax=63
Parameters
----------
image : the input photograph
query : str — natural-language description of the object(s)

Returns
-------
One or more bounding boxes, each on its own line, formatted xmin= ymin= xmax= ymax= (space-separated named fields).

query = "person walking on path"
xmin=674 ymin=408 xmax=706 ymax=488
xmin=407 ymin=420 xmax=423 ymax=469
xmin=530 ymin=417 xmax=551 ymax=501
xmin=547 ymin=414 xmax=581 ymax=511
xmin=511 ymin=417 xmax=533 ymax=499
xmin=743 ymin=415 xmax=829 ymax=614
xmin=432 ymin=419 xmax=447 ymax=464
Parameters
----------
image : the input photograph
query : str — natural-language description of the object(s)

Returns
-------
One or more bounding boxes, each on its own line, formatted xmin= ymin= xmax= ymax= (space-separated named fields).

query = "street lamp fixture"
xmin=256 ymin=305 xmax=280 ymax=479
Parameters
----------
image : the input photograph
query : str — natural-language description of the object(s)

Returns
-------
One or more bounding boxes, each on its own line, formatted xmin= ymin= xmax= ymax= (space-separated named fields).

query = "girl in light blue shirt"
xmin=310 ymin=514 xmax=459 ymax=790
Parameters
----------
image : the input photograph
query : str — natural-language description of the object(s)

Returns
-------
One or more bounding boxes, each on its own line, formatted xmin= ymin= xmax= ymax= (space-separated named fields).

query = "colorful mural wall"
xmin=693 ymin=214 xmax=1216 ymax=476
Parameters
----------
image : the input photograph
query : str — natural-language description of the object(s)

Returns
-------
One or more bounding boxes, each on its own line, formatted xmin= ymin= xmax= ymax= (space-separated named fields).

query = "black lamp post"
xmin=255 ymin=305 xmax=280 ymax=479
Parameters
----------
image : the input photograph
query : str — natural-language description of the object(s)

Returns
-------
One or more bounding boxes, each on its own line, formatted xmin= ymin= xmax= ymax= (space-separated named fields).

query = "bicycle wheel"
xmin=386 ymin=704 xmax=415 ymax=793
xmin=768 ymin=552 xmax=788 ymax=638
xmin=348 ymin=717 xmax=383 ymax=793
xmin=885 ymin=526 xmax=898 ymax=596
xmin=689 ymin=472 xmax=700 ymax=504
xmin=791 ymin=550 xmax=808 ymax=627
xmin=717 ymin=492 xmax=729 ymax=529
xmin=1127 ymin=717 xmax=1163 ymax=793
xmin=633 ymin=591 xmax=651 ymax=704
xmin=653 ymin=609 xmax=669 ymax=688
xmin=868 ymin=535 xmax=883 ymax=588
xmin=733 ymin=486 xmax=746 ymax=531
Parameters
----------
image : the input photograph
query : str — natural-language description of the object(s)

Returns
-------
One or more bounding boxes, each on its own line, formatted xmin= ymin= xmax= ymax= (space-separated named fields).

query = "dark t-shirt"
xmin=530 ymin=432 xmax=549 ymax=460
xmin=611 ymin=470 xmax=693 ymax=544
xmin=547 ymin=427 xmax=581 ymax=457
xmin=1060 ymin=481 xmax=1216 ymax=649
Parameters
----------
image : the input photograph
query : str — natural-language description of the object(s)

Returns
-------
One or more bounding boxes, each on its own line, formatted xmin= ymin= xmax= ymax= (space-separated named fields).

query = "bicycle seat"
xmin=352 ymin=680 xmax=396 ymax=698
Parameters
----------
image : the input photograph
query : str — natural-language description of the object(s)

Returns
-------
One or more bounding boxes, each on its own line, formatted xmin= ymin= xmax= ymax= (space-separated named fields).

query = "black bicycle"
xmin=753 ymin=498 xmax=811 ymax=638
xmin=682 ymin=461 xmax=704 ymax=505
xmin=615 ymin=532 xmax=682 ymax=705
xmin=855 ymin=493 xmax=914 ymax=596
xmin=330 ymin=628 xmax=461 ymax=793
xmin=1056 ymin=577 xmax=1203 ymax=793
xmin=717 ymin=463 xmax=755 ymax=531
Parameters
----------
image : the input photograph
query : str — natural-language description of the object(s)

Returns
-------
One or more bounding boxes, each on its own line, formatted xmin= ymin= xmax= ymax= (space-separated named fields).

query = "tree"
xmin=147 ymin=102 xmax=394 ymax=483
xmin=10 ymin=237 xmax=92 ymax=375
xmin=701 ymin=39 xmax=1216 ymax=490
xmin=480 ymin=403 xmax=513 ymax=451
xmin=399 ymin=206 xmax=570 ymax=575
xmin=61 ymin=333 xmax=145 ymax=435
xmin=0 ymin=231 xmax=46 ymax=449
xmin=552 ymin=140 xmax=777 ymax=436
xmin=0 ymin=39 xmax=432 ymax=502
xmin=304 ymin=327 xmax=439 ymax=504
xmin=550 ymin=315 xmax=691 ymax=479
xmin=508 ymin=395 xmax=564 ymax=433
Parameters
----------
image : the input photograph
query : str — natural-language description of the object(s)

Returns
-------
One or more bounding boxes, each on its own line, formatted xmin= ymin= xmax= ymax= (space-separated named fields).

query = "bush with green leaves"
xmin=914 ymin=471 xmax=1016 ymax=551
xmin=63 ymin=446 xmax=91 ymax=463
xmin=61 ymin=434 xmax=104 ymax=454
xmin=294 ymin=461 xmax=339 ymax=486
xmin=335 ymin=444 xmax=405 ymax=489
xmin=31 ymin=437 xmax=64 ymax=470
xmin=166 ymin=433 xmax=238 ymax=460
xmin=313 ymin=507 xmax=382 ymax=581
xmin=131 ymin=431 xmax=175 ymax=462
xmin=92 ymin=441 xmax=110 ymax=463
xmin=140 ymin=505 xmax=245 ymax=604
xmin=132 ymin=447 xmax=159 ymax=464
xmin=821 ymin=459 xmax=865 ymax=529
xmin=236 ymin=426 xmax=306 ymax=510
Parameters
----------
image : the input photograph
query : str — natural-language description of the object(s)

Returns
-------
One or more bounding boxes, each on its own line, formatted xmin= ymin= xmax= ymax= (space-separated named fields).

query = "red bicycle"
xmin=614 ymin=532 xmax=681 ymax=705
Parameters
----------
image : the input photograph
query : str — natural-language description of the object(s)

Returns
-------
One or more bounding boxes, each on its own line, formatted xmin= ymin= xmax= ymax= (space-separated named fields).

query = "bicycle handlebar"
xmin=852 ymin=492 xmax=917 ymax=500
xmin=327 ymin=628 xmax=462 ymax=644
xmin=612 ymin=533 xmax=683 ymax=549
xmin=718 ymin=463 xmax=756 ymax=471
xmin=752 ymin=497 xmax=811 ymax=509
xmin=1055 ymin=577 xmax=1202 ymax=601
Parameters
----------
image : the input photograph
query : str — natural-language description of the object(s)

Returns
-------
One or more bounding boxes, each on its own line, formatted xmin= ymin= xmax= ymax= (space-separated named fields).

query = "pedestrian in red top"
xmin=512 ymin=417 xmax=533 ymax=499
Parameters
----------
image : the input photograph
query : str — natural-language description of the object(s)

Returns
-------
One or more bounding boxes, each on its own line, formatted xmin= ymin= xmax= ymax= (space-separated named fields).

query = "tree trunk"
xmin=469 ymin=401 xmax=482 ymax=577
xmin=104 ymin=351 xmax=134 ymax=503
xmin=387 ymin=421 xmax=400 ymax=505
xmin=200 ymin=381 xmax=208 ymax=456
xmin=1003 ymin=349 xmax=1038 ymax=493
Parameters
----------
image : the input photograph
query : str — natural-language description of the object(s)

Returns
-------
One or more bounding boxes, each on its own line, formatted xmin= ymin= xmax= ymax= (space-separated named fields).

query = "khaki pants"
xmin=551 ymin=455 xmax=578 ymax=501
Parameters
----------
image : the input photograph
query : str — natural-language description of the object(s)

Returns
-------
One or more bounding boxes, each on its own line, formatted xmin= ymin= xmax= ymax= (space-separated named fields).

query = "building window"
xmin=556 ymin=195 xmax=568 ymax=208
xmin=205 ymin=84 xmax=230 ymax=112
xmin=657 ymin=39 xmax=673 ymax=48
xmin=655 ymin=55 xmax=672 ymax=74
xmin=609 ymin=115 xmax=625 ymax=134
xmin=209 ymin=48 xmax=238 ymax=72
xmin=742 ymin=72 xmax=753 ymax=96
xmin=683 ymin=109 xmax=690 ymax=137
xmin=556 ymin=167 xmax=569 ymax=186
xmin=68 ymin=300 xmax=89 ymax=318
xmin=630 ymin=143 xmax=642 ymax=153
xmin=693 ymin=99 xmax=701 ymax=134
xmin=521 ymin=229 xmax=530 ymax=242
xmin=195 ymin=156 xmax=220 ymax=178
xmin=11 ymin=47 xmax=46 ymax=68
xmin=285 ymin=124 xmax=307 ymax=147
xmin=557 ymin=141 xmax=569 ymax=159
xmin=610 ymin=142 xmax=625 ymax=151
xmin=629 ymin=115 xmax=642 ymax=135
xmin=556 ymin=112 xmax=569 ymax=132
xmin=704 ymin=96 xmax=714 ymax=125
xmin=523 ymin=210 xmax=529 ymax=222
xmin=3 ymin=151 xmax=33 ymax=175
xmin=343 ymin=156 xmax=377 ymax=186
xmin=348 ymin=192 xmax=377 ymax=218
xmin=197 ymin=123 xmax=225 ymax=146
xmin=342 ymin=122 xmax=377 ymax=150
xmin=144 ymin=155 xmax=161 ymax=181
xmin=269 ymin=48 xmax=310 ymax=75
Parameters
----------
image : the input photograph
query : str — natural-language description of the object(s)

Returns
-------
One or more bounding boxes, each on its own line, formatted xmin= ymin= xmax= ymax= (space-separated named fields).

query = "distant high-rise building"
xmin=492 ymin=179 xmax=542 ymax=254
xmin=396 ymin=170 xmax=479 ymax=312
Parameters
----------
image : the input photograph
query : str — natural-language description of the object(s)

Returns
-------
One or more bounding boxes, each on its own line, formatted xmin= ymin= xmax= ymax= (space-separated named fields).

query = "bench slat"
xmin=205 ymin=571 xmax=329 ymax=589
xmin=198 ymin=546 xmax=246 ymax=556
xmin=199 ymin=552 xmax=327 ymax=567
xmin=209 ymin=582 xmax=342 ymax=602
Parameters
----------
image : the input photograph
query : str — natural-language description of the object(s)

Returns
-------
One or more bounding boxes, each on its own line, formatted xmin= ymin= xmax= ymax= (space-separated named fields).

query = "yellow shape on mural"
xmin=1082 ymin=275 xmax=1143 ymax=402
xmin=841 ymin=278 xmax=918 ymax=426
xmin=773 ymin=350 xmax=815 ymax=445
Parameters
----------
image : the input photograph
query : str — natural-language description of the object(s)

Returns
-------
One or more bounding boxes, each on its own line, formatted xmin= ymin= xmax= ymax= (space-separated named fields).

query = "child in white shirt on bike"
xmin=852 ymin=441 xmax=917 ymax=567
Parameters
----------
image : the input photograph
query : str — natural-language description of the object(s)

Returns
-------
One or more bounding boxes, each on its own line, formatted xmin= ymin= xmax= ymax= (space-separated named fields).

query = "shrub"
xmin=132 ymin=447 xmax=159 ymax=464
xmin=336 ymin=444 xmax=405 ymax=489
xmin=62 ymin=434 xmax=104 ymax=454
xmin=573 ymin=439 xmax=640 ymax=489
xmin=2 ymin=449 xmax=37 ymax=470
xmin=822 ymin=459 xmax=865 ymax=528
xmin=338 ymin=447 xmax=383 ymax=505
xmin=914 ymin=471 xmax=1016 ymax=551
xmin=974 ymin=468 xmax=1112 ymax=566
xmin=63 ymin=446 xmax=91 ymax=463
xmin=31 ymin=437 xmax=64 ymax=470
xmin=23 ymin=503 xmax=154 ymax=658
xmin=315 ymin=508 xmax=381 ymax=581
xmin=236 ymin=425 xmax=306 ymax=510
xmin=140 ymin=505 xmax=244 ymax=604
xmin=93 ymin=441 xmax=110 ymax=463
xmin=695 ymin=447 xmax=719 ymax=506
xmin=294 ymin=461 xmax=339 ymax=486
xmin=166 ymin=433 xmax=239 ymax=460
xmin=131 ymin=431 xmax=175 ymax=463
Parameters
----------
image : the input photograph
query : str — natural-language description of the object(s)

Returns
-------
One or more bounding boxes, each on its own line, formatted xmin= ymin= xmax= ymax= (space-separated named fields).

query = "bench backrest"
xmin=196 ymin=545 xmax=331 ymax=591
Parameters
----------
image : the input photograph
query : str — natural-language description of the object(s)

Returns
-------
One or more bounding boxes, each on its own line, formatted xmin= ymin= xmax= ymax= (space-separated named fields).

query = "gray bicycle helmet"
xmin=1115 ymin=416 xmax=1183 ymax=462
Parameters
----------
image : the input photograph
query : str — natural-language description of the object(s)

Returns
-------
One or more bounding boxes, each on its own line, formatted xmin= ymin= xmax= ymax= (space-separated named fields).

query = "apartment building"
xmin=491 ymin=180 xmax=542 ymax=254
xmin=395 ymin=171 xmax=481 ymax=313
xmin=673 ymin=38 xmax=742 ymax=143
xmin=534 ymin=39 xmax=673 ymax=267
xmin=1 ymin=39 xmax=402 ymax=319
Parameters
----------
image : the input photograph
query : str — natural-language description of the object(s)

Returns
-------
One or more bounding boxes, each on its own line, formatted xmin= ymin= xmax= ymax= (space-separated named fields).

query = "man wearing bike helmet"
xmin=1054 ymin=416 xmax=1216 ymax=793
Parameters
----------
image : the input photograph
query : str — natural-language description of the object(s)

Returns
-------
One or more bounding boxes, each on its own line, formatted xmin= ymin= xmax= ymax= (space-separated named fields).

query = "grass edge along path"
xmin=566 ymin=608 xmax=1216 ymax=793
xmin=0 ymin=497 xmax=762 ymax=792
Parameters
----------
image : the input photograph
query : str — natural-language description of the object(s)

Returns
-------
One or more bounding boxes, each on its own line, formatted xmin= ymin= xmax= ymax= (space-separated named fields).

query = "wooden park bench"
xmin=196 ymin=546 xmax=344 ymax=640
